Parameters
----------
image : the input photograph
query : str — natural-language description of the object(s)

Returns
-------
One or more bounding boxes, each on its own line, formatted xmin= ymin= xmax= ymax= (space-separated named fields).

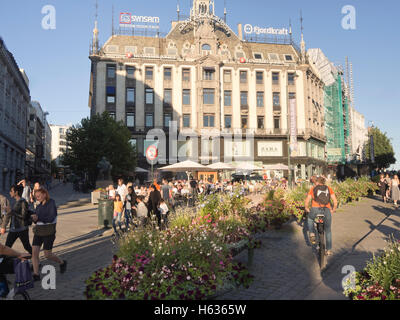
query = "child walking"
xmin=113 ymin=194 xmax=124 ymax=235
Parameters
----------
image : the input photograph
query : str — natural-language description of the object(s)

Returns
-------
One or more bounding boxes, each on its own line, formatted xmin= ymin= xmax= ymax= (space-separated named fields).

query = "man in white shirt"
xmin=116 ymin=178 xmax=128 ymax=203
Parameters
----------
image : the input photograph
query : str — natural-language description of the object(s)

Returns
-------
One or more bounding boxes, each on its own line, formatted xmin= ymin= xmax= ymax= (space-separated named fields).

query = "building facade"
xmin=349 ymin=106 xmax=368 ymax=163
xmin=26 ymin=101 xmax=52 ymax=182
xmin=89 ymin=0 xmax=327 ymax=179
xmin=50 ymin=124 xmax=71 ymax=166
xmin=0 ymin=37 xmax=30 ymax=192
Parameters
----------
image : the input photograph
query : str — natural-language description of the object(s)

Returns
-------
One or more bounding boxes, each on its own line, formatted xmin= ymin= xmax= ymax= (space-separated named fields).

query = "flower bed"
xmin=85 ymin=191 xmax=256 ymax=300
xmin=344 ymin=238 xmax=400 ymax=300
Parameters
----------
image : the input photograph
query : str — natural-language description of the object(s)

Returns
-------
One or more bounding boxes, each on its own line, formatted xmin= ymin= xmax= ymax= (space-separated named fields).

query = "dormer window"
xmin=254 ymin=53 xmax=263 ymax=60
xmin=202 ymin=44 xmax=211 ymax=55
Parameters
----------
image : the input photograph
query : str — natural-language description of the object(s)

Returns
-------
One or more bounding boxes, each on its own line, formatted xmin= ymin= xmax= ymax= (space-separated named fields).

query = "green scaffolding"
xmin=325 ymin=74 xmax=346 ymax=164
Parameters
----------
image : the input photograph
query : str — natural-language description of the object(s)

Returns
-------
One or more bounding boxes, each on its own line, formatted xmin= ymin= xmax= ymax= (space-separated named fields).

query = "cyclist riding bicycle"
xmin=304 ymin=176 xmax=338 ymax=256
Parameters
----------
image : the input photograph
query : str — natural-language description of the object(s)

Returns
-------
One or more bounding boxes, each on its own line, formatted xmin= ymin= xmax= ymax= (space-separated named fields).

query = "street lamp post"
xmin=287 ymin=71 xmax=299 ymax=188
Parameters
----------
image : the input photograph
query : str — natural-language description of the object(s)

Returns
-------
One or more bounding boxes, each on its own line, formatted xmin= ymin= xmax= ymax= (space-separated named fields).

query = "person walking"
xmin=30 ymin=182 xmax=42 ymax=209
xmin=135 ymin=196 xmax=148 ymax=228
xmin=158 ymin=199 xmax=169 ymax=230
xmin=116 ymin=178 xmax=128 ymax=203
xmin=148 ymin=185 xmax=161 ymax=227
xmin=378 ymin=174 xmax=388 ymax=203
xmin=391 ymin=175 xmax=400 ymax=208
xmin=30 ymin=188 xmax=67 ymax=281
xmin=384 ymin=174 xmax=392 ymax=202
xmin=0 ymin=192 xmax=10 ymax=225
xmin=17 ymin=179 xmax=32 ymax=204
xmin=304 ymin=176 xmax=338 ymax=256
xmin=112 ymin=194 xmax=124 ymax=235
xmin=0 ymin=185 xmax=32 ymax=255
xmin=124 ymin=186 xmax=137 ymax=230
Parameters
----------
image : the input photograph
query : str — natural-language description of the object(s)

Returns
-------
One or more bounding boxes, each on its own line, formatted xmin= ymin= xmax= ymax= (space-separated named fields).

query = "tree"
xmin=62 ymin=112 xmax=137 ymax=186
xmin=364 ymin=126 xmax=396 ymax=169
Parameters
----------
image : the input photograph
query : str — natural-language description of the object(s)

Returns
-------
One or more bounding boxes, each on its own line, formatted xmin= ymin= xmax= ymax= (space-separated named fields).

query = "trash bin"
xmin=98 ymin=199 xmax=114 ymax=229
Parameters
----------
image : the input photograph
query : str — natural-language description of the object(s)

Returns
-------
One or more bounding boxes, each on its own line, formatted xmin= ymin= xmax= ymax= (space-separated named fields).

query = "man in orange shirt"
xmin=305 ymin=176 xmax=338 ymax=256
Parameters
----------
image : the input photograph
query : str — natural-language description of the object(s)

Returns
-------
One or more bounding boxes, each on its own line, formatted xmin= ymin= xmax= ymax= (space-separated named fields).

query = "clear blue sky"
xmin=1 ymin=0 xmax=399 ymax=169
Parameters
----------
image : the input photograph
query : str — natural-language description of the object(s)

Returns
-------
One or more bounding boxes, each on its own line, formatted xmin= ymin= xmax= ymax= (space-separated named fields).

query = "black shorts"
xmin=32 ymin=234 xmax=56 ymax=251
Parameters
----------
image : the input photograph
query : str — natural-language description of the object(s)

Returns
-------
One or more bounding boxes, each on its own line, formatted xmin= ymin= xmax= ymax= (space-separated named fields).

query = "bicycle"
xmin=313 ymin=209 xmax=327 ymax=270
xmin=0 ymin=256 xmax=32 ymax=300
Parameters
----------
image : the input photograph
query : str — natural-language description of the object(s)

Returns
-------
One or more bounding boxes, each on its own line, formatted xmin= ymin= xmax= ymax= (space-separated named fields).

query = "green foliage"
xmin=344 ymin=238 xmax=400 ymax=300
xmin=364 ymin=127 xmax=396 ymax=169
xmin=62 ymin=112 xmax=137 ymax=184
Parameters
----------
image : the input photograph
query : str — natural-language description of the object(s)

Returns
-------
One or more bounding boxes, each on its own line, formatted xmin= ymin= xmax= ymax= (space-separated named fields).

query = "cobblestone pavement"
xmin=219 ymin=196 xmax=400 ymax=300
xmin=0 ymin=183 xmax=115 ymax=300
xmin=2 ymin=185 xmax=399 ymax=300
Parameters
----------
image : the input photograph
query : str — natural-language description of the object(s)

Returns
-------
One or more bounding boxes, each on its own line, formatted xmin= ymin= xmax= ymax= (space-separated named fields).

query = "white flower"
xmin=187 ymin=276 xmax=191 ymax=280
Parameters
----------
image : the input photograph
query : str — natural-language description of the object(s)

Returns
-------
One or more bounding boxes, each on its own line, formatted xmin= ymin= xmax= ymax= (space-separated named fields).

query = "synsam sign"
xmin=120 ymin=12 xmax=160 ymax=25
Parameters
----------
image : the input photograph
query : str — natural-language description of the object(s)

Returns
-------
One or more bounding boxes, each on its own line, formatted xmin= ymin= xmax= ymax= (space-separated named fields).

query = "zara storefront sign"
xmin=258 ymin=142 xmax=283 ymax=157
xmin=120 ymin=12 xmax=160 ymax=29
xmin=244 ymin=24 xmax=288 ymax=36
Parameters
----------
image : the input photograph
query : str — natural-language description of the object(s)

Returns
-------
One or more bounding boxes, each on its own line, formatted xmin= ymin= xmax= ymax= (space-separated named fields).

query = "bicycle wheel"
xmin=319 ymin=230 xmax=326 ymax=269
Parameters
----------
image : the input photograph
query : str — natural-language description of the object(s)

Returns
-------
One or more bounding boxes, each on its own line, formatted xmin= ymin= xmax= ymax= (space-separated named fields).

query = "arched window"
xmin=202 ymin=44 xmax=211 ymax=51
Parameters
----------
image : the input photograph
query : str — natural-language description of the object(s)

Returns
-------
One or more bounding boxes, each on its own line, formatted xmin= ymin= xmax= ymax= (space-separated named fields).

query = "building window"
xmin=274 ymin=116 xmax=280 ymax=129
xmin=145 ymin=88 xmax=154 ymax=105
xmin=126 ymin=113 xmax=135 ymax=128
xmin=164 ymin=89 xmax=172 ymax=106
xmin=202 ymin=44 xmax=212 ymax=54
xmin=164 ymin=113 xmax=172 ymax=128
xmin=240 ymin=71 xmax=247 ymax=83
xmin=107 ymin=66 xmax=116 ymax=79
xmin=203 ymin=89 xmax=215 ymax=105
xmin=273 ymin=92 xmax=280 ymax=107
xmin=256 ymin=71 xmax=263 ymax=84
xmin=285 ymin=55 xmax=293 ymax=62
xmin=223 ymin=70 xmax=232 ymax=83
xmin=106 ymin=86 xmax=116 ymax=104
xmin=257 ymin=116 xmax=264 ymax=129
xmin=145 ymin=113 xmax=154 ymax=128
xmin=164 ymin=68 xmax=172 ymax=81
xmin=288 ymin=73 xmax=296 ymax=85
xmin=224 ymin=91 xmax=232 ymax=107
xmin=182 ymin=68 xmax=190 ymax=81
xmin=203 ymin=114 xmax=215 ymax=128
xmin=203 ymin=68 xmax=215 ymax=80
xmin=241 ymin=116 xmax=248 ymax=129
xmin=145 ymin=67 xmax=153 ymax=80
xmin=182 ymin=89 xmax=190 ymax=105
xmin=126 ymin=66 xmax=135 ymax=76
xmin=183 ymin=114 xmax=190 ymax=128
xmin=240 ymin=91 xmax=248 ymax=108
xmin=272 ymin=72 xmax=280 ymax=85
xmin=254 ymin=53 xmax=263 ymax=60
xmin=289 ymin=92 xmax=296 ymax=100
xmin=224 ymin=115 xmax=232 ymax=129
xmin=108 ymin=112 xmax=116 ymax=120
xmin=126 ymin=88 xmax=135 ymax=104
xmin=257 ymin=92 xmax=264 ymax=108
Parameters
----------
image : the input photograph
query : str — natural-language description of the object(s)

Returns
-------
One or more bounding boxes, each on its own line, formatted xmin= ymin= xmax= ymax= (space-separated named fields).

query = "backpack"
xmin=313 ymin=185 xmax=331 ymax=206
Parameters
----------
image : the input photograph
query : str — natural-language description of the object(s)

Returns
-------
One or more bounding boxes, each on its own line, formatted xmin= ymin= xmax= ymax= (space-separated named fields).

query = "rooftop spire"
xmin=92 ymin=0 xmax=99 ymax=54
xmin=300 ymin=10 xmax=306 ymax=63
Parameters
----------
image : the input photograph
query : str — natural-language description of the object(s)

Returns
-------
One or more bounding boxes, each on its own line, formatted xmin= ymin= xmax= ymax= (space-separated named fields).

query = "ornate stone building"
xmin=0 ymin=37 xmax=30 ymax=192
xmin=89 ymin=0 xmax=327 ymax=179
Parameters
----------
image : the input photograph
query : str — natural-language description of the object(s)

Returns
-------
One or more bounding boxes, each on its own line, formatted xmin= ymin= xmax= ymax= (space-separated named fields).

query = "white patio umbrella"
xmin=160 ymin=160 xmax=209 ymax=180
xmin=233 ymin=162 xmax=263 ymax=172
xmin=263 ymin=163 xmax=289 ymax=170
xmin=135 ymin=167 xmax=149 ymax=173
xmin=206 ymin=162 xmax=236 ymax=171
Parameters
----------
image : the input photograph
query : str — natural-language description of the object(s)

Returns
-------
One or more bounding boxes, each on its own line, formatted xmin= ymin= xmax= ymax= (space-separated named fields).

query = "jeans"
xmin=124 ymin=209 xmax=132 ymax=229
xmin=112 ymin=212 xmax=123 ymax=234
xmin=307 ymin=207 xmax=332 ymax=251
